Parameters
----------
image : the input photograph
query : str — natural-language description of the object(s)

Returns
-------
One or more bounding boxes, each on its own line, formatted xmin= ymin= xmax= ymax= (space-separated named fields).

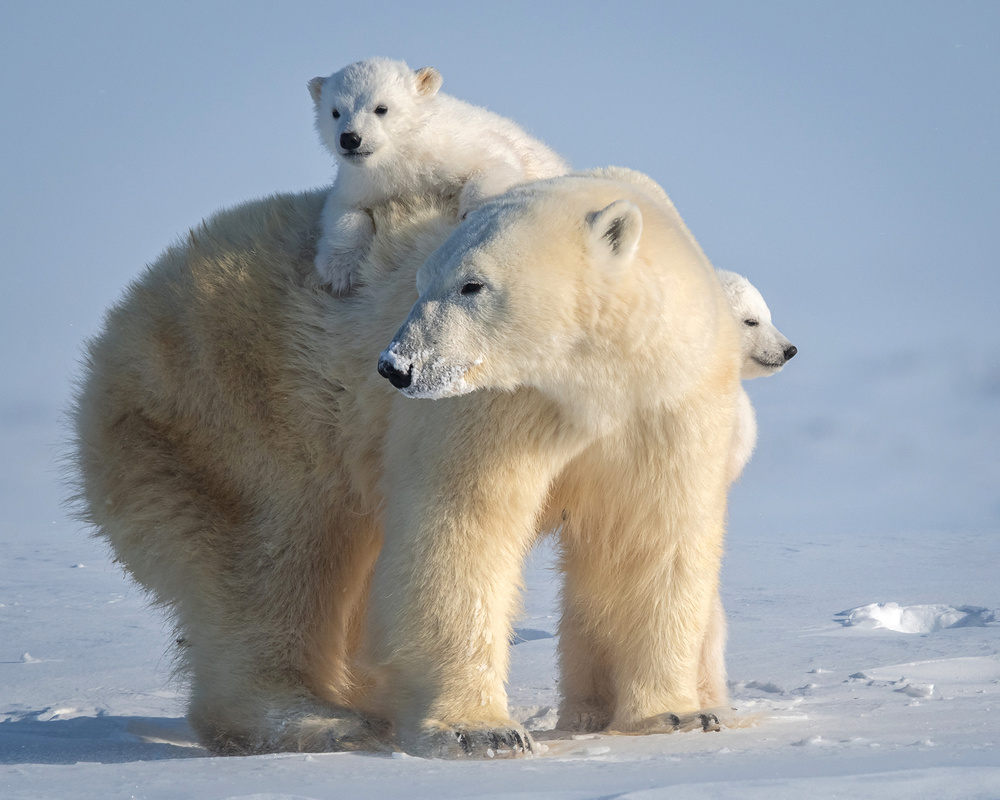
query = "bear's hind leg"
xmin=552 ymin=422 xmax=729 ymax=736
xmin=697 ymin=590 xmax=730 ymax=711
xmin=185 ymin=508 xmax=384 ymax=753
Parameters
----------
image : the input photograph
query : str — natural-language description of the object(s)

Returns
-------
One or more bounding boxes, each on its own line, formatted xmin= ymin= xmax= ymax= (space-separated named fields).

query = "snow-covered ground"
xmin=2 ymin=342 xmax=998 ymax=798
xmin=2 ymin=3 xmax=999 ymax=798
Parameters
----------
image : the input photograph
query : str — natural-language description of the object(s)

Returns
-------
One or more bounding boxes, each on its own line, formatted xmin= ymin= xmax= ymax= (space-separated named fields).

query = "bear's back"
xmin=73 ymin=189 xmax=457 ymax=547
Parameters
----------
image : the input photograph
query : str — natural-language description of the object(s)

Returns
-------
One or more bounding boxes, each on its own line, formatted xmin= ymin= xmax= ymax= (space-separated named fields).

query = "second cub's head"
xmin=378 ymin=178 xmax=647 ymax=401
xmin=309 ymin=58 xmax=443 ymax=168
xmin=717 ymin=269 xmax=797 ymax=379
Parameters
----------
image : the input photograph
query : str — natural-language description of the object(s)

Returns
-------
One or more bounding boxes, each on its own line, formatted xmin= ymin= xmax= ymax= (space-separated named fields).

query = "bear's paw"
xmin=556 ymin=706 xmax=612 ymax=734
xmin=415 ymin=722 xmax=534 ymax=759
xmin=634 ymin=710 xmax=722 ymax=734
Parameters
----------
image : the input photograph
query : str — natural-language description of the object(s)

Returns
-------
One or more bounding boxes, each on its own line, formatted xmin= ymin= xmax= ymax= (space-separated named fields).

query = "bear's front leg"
xmin=314 ymin=199 xmax=375 ymax=294
xmin=365 ymin=393 xmax=569 ymax=757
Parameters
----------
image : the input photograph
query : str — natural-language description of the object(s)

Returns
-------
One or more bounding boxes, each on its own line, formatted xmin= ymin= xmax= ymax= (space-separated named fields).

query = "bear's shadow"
xmin=0 ymin=712 xmax=206 ymax=764
xmin=510 ymin=627 xmax=554 ymax=644
xmin=3 ymin=627 xmax=557 ymax=764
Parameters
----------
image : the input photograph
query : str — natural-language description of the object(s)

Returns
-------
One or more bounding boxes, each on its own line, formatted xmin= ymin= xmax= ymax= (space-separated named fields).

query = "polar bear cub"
xmin=309 ymin=57 xmax=568 ymax=293
xmin=697 ymin=270 xmax=797 ymax=709
xmin=717 ymin=269 xmax=797 ymax=482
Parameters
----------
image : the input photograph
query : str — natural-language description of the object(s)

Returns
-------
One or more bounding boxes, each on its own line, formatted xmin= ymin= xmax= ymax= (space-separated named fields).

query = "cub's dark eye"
xmin=374 ymin=105 xmax=388 ymax=116
xmin=331 ymin=109 xmax=340 ymax=119
xmin=744 ymin=319 xmax=759 ymax=327
xmin=460 ymin=282 xmax=483 ymax=296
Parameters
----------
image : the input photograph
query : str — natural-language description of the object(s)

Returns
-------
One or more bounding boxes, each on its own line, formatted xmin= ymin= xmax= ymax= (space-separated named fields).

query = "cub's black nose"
xmin=340 ymin=131 xmax=362 ymax=151
xmin=784 ymin=345 xmax=798 ymax=361
xmin=378 ymin=357 xmax=413 ymax=389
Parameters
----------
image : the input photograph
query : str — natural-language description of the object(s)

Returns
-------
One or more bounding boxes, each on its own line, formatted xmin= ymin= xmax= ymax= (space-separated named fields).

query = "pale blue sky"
xmin=1 ymin=1 xmax=998 ymax=534
xmin=3 ymin=1 xmax=998 ymax=391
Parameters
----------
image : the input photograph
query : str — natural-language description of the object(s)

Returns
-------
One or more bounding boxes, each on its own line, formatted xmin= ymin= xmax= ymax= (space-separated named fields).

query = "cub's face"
xmin=718 ymin=270 xmax=797 ymax=380
xmin=378 ymin=186 xmax=644 ymax=400
xmin=309 ymin=60 xmax=442 ymax=169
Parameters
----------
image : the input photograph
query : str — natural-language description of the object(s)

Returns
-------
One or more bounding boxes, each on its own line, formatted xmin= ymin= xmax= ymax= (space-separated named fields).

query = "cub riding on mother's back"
xmin=309 ymin=57 xmax=567 ymax=294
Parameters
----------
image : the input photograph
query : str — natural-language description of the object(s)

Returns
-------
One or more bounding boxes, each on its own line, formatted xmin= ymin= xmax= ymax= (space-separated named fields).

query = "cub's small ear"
xmin=308 ymin=77 xmax=325 ymax=105
xmin=587 ymin=200 xmax=643 ymax=262
xmin=414 ymin=66 xmax=443 ymax=97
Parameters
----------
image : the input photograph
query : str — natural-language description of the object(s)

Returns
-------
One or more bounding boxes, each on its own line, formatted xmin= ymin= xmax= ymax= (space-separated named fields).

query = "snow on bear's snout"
xmin=379 ymin=300 xmax=484 ymax=400
xmin=378 ymin=340 xmax=481 ymax=399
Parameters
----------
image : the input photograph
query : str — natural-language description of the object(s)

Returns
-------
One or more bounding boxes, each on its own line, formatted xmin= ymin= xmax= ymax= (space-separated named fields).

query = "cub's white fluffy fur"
xmin=699 ymin=271 xmax=797 ymax=709
xmin=310 ymin=57 xmax=567 ymax=293
xmin=717 ymin=269 xmax=797 ymax=482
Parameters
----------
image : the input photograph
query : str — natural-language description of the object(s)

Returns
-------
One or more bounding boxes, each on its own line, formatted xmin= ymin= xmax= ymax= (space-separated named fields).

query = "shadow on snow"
xmin=0 ymin=712 xmax=206 ymax=764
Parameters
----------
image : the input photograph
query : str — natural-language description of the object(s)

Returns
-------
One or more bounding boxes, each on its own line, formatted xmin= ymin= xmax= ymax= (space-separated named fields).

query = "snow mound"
xmin=836 ymin=603 xmax=995 ymax=633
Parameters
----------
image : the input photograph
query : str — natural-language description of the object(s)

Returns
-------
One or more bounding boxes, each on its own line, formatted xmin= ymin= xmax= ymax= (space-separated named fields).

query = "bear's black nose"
xmin=340 ymin=132 xmax=362 ymax=151
xmin=378 ymin=357 xmax=413 ymax=390
xmin=784 ymin=345 xmax=798 ymax=361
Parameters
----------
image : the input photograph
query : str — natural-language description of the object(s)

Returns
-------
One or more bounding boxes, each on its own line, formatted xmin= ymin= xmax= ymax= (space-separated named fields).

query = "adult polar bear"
xmin=73 ymin=169 xmax=742 ymax=757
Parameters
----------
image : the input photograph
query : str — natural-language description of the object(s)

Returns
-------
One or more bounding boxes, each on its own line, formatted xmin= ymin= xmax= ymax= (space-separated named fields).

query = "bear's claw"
xmin=639 ymin=710 xmax=722 ymax=734
xmin=422 ymin=725 xmax=534 ymax=758
xmin=699 ymin=712 xmax=722 ymax=732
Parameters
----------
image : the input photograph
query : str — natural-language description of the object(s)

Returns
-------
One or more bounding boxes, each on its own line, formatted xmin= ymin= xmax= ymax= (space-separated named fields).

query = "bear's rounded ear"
xmin=308 ymin=77 xmax=325 ymax=106
xmin=414 ymin=67 xmax=443 ymax=97
xmin=586 ymin=200 xmax=643 ymax=263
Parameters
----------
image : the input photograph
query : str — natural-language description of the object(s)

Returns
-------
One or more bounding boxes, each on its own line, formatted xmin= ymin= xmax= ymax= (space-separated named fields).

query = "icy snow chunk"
xmin=836 ymin=602 xmax=995 ymax=633
xmin=744 ymin=680 xmax=784 ymax=694
xmin=33 ymin=706 xmax=78 ymax=721
xmin=518 ymin=705 xmax=558 ymax=731
xmin=894 ymin=681 xmax=934 ymax=698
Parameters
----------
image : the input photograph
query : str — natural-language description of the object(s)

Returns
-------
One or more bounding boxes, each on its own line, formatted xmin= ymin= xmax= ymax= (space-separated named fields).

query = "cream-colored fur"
xmin=376 ymin=167 xmax=741 ymax=746
xmin=72 ymin=168 xmax=741 ymax=758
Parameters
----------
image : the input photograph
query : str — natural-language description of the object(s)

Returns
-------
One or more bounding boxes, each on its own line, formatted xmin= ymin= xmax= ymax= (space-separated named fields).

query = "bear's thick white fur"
xmin=72 ymin=168 xmax=741 ymax=757
xmin=310 ymin=57 xmax=567 ymax=294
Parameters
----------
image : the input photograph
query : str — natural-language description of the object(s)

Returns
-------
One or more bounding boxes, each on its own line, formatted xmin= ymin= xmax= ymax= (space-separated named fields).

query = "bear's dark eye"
xmin=374 ymin=105 xmax=388 ymax=116
xmin=744 ymin=319 xmax=759 ymax=327
xmin=460 ymin=282 xmax=483 ymax=296
xmin=331 ymin=109 xmax=340 ymax=119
